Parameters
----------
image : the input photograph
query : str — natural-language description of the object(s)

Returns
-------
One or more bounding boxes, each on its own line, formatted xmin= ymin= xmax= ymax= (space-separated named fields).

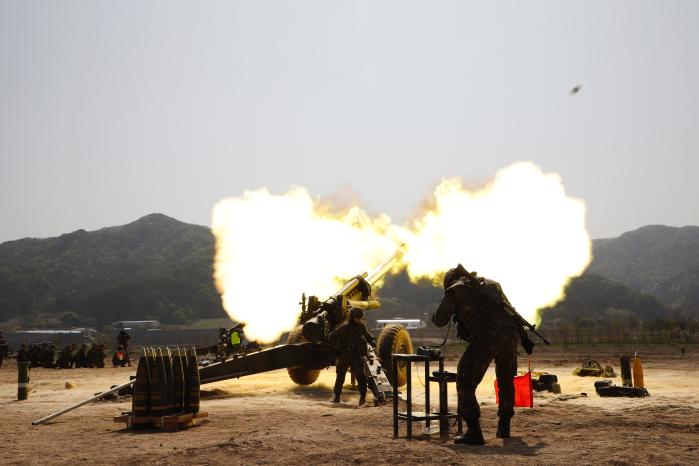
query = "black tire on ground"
xmin=286 ymin=326 xmax=321 ymax=385
xmin=376 ymin=324 xmax=413 ymax=387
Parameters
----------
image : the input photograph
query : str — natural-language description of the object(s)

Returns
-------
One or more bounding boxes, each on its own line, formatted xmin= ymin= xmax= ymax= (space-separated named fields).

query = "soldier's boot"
xmin=454 ymin=417 xmax=485 ymax=445
xmin=358 ymin=392 xmax=366 ymax=406
xmin=330 ymin=387 xmax=341 ymax=403
xmin=496 ymin=416 xmax=511 ymax=438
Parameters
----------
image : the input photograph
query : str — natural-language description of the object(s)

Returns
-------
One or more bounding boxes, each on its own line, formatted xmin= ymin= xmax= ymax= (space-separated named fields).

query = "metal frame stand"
xmin=392 ymin=353 xmax=462 ymax=440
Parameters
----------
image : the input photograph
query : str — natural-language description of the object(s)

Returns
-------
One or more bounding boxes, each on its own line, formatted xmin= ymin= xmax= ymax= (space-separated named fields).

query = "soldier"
xmin=431 ymin=264 xmax=533 ymax=445
xmin=116 ymin=330 xmax=132 ymax=367
xmin=56 ymin=344 xmax=75 ymax=369
xmin=227 ymin=324 xmax=244 ymax=357
xmin=216 ymin=327 xmax=228 ymax=362
xmin=73 ymin=344 xmax=88 ymax=368
xmin=94 ymin=344 xmax=106 ymax=368
xmin=0 ymin=331 xmax=7 ymax=369
xmin=40 ymin=344 xmax=56 ymax=368
xmin=328 ymin=307 xmax=376 ymax=406
xmin=112 ymin=344 xmax=128 ymax=367
xmin=28 ymin=343 xmax=41 ymax=367
xmin=87 ymin=344 xmax=99 ymax=367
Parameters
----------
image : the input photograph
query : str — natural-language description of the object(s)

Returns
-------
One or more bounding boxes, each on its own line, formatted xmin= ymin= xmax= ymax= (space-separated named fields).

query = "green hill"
xmin=539 ymin=273 xmax=668 ymax=327
xmin=588 ymin=225 xmax=699 ymax=312
xmin=0 ymin=214 xmax=224 ymax=326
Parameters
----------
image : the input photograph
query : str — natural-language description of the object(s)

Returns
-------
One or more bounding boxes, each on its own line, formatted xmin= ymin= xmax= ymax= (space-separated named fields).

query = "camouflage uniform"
xmin=433 ymin=265 xmax=522 ymax=443
xmin=455 ymin=318 xmax=518 ymax=419
xmin=56 ymin=345 xmax=74 ymax=369
xmin=328 ymin=312 xmax=375 ymax=403
xmin=28 ymin=344 xmax=41 ymax=367
xmin=40 ymin=344 xmax=56 ymax=368
xmin=95 ymin=344 xmax=106 ymax=368
xmin=74 ymin=344 xmax=88 ymax=368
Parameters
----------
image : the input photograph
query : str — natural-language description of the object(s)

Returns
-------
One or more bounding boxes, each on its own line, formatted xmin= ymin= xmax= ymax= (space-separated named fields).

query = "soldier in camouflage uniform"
xmin=432 ymin=264 xmax=533 ymax=445
xmin=328 ymin=307 xmax=376 ymax=406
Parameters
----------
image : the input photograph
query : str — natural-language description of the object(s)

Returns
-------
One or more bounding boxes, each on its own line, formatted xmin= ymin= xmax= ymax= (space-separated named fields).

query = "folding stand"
xmin=392 ymin=352 xmax=462 ymax=440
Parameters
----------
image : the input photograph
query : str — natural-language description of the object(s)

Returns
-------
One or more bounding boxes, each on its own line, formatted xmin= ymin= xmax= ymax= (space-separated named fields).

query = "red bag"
xmin=494 ymin=371 xmax=534 ymax=408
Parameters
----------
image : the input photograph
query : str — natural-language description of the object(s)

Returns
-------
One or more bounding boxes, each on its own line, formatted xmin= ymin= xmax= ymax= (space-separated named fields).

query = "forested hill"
xmin=0 ymin=214 xmax=223 ymax=326
xmin=588 ymin=225 xmax=699 ymax=312
xmin=0 ymin=215 xmax=696 ymax=328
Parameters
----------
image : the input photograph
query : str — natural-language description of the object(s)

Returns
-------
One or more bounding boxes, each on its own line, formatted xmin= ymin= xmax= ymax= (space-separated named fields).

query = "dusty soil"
xmin=2 ymin=344 xmax=698 ymax=465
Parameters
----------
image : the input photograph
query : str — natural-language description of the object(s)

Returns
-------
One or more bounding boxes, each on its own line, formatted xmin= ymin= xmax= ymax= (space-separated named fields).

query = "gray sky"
xmin=1 ymin=1 xmax=698 ymax=243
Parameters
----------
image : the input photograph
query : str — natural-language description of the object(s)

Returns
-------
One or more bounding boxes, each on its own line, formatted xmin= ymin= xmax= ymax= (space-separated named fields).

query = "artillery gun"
xmin=197 ymin=246 xmax=414 ymax=399
xmin=33 ymin=248 xmax=414 ymax=425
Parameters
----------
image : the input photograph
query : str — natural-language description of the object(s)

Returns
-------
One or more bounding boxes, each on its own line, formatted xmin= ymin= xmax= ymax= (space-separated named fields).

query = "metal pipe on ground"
xmin=32 ymin=379 xmax=135 ymax=425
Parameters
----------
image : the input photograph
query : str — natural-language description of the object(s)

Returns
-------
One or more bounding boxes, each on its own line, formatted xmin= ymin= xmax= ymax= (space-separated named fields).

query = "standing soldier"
xmin=328 ymin=307 xmax=376 ymax=406
xmin=117 ymin=330 xmax=132 ymax=367
xmin=431 ymin=264 xmax=534 ymax=445
xmin=226 ymin=324 xmax=245 ymax=357
xmin=0 ymin=331 xmax=8 ymax=368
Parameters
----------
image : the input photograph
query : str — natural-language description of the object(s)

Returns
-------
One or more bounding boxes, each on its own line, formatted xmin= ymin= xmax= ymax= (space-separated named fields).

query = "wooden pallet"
xmin=114 ymin=412 xmax=208 ymax=430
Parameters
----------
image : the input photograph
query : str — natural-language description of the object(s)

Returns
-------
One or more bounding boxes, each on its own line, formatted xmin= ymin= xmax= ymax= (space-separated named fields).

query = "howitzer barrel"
xmin=332 ymin=272 xmax=369 ymax=298
xmin=365 ymin=245 xmax=405 ymax=286
xmin=330 ymin=245 xmax=405 ymax=298
xmin=302 ymin=246 xmax=406 ymax=342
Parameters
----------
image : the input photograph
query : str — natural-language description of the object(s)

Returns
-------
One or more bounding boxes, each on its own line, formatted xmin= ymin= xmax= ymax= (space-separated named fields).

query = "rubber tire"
xmin=377 ymin=324 xmax=413 ymax=387
xmin=286 ymin=326 xmax=321 ymax=385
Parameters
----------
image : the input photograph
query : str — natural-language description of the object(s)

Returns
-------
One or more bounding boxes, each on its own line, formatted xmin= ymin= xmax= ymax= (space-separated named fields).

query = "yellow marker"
xmin=632 ymin=353 xmax=644 ymax=388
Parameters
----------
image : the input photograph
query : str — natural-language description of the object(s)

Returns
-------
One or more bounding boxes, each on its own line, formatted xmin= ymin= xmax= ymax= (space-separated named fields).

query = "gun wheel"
xmin=286 ymin=326 xmax=321 ymax=385
xmin=377 ymin=324 xmax=413 ymax=387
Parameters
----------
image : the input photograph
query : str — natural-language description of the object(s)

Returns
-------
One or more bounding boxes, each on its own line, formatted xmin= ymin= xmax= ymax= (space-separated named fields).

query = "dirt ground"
xmin=2 ymin=344 xmax=698 ymax=465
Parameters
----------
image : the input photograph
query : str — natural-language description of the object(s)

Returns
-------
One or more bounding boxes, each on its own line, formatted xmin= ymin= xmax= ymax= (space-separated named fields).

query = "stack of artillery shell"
xmin=130 ymin=347 xmax=200 ymax=418
xmin=132 ymin=352 xmax=151 ymax=416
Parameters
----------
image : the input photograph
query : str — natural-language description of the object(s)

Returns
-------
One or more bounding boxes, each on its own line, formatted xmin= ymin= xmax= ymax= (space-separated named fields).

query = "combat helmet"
xmin=443 ymin=264 xmax=470 ymax=289
xmin=349 ymin=307 xmax=364 ymax=320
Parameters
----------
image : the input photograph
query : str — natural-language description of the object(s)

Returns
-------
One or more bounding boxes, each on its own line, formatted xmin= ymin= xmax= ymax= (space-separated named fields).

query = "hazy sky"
xmin=1 ymin=1 xmax=698 ymax=243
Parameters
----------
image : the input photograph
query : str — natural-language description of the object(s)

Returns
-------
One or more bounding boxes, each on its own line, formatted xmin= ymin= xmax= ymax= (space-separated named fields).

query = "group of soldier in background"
xmin=0 ymin=329 xmax=134 ymax=369
xmin=15 ymin=342 xmax=107 ymax=369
